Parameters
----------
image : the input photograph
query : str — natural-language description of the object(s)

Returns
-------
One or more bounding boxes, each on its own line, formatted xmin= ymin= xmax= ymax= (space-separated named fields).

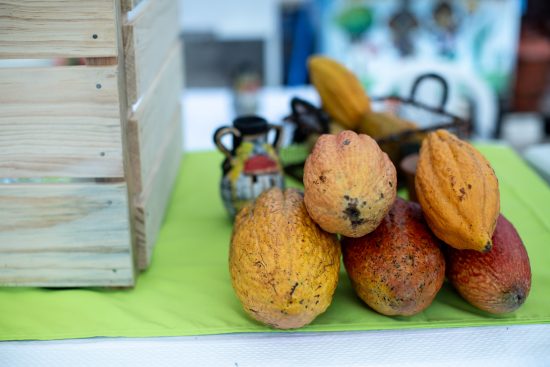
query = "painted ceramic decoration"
xmin=214 ymin=116 xmax=285 ymax=218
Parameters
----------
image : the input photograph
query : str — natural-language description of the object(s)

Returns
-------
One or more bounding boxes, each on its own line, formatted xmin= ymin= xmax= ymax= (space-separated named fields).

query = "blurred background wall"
xmin=180 ymin=0 xmax=549 ymax=136
xmin=179 ymin=0 xmax=550 ymax=180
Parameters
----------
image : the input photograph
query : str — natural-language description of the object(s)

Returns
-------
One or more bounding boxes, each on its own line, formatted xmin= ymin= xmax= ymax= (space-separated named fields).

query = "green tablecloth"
xmin=1 ymin=145 xmax=549 ymax=341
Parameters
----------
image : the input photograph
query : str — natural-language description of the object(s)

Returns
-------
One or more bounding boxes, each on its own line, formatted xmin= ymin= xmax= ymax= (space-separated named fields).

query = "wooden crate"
xmin=0 ymin=0 xmax=183 ymax=286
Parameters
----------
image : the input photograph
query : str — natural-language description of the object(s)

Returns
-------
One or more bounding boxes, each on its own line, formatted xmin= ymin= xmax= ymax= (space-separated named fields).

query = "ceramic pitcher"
xmin=214 ymin=116 xmax=285 ymax=218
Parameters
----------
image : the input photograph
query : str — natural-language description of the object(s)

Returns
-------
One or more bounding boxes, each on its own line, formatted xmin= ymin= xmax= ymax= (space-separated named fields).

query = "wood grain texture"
xmin=128 ymin=43 xmax=182 ymax=193
xmin=123 ymin=0 xmax=180 ymax=106
xmin=0 ymin=0 xmax=118 ymax=59
xmin=113 ymin=0 xmax=139 ymax=277
xmin=85 ymin=57 xmax=118 ymax=66
xmin=0 ymin=65 xmax=124 ymax=178
xmin=135 ymin=108 xmax=182 ymax=269
xmin=0 ymin=182 xmax=134 ymax=286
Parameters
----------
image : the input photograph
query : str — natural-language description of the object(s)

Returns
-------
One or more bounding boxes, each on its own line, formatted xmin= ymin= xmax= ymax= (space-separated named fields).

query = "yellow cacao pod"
xmin=308 ymin=56 xmax=370 ymax=130
xmin=358 ymin=111 xmax=418 ymax=139
xmin=415 ymin=129 xmax=500 ymax=252
xmin=229 ymin=188 xmax=341 ymax=329
xmin=357 ymin=111 xmax=424 ymax=165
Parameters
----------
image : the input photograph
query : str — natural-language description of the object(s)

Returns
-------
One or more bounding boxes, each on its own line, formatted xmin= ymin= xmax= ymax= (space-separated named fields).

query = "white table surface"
xmin=2 ymin=325 xmax=550 ymax=367
xmin=1 ymin=87 xmax=548 ymax=367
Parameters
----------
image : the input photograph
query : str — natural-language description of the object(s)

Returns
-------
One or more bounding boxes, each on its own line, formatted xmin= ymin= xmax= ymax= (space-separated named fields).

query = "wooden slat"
xmin=135 ymin=108 xmax=182 ymax=269
xmin=0 ymin=182 xmax=134 ymax=286
xmin=123 ymin=0 xmax=179 ymax=106
xmin=113 ymin=0 xmax=138 ymax=276
xmin=0 ymin=0 xmax=118 ymax=59
xmin=0 ymin=65 xmax=123 ymax=178
xmin=128 ymin=43 xmax=182 ymax=193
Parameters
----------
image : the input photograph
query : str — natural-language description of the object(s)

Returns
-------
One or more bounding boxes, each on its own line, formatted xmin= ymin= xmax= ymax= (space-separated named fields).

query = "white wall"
xmin=179 ymin=0 xmax=282 ymax=86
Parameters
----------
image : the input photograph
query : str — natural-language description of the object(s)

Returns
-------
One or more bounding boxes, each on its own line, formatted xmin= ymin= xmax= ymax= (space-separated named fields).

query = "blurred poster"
xmin=316 ymin=0 xmax=521 ymax=97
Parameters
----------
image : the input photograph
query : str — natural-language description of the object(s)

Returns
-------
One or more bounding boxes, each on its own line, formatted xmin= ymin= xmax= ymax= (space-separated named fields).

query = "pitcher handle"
xmin=214 ymin=126 xmax=241 ymax=160
xmin=268 ymin=124 xmax=284 ymax=152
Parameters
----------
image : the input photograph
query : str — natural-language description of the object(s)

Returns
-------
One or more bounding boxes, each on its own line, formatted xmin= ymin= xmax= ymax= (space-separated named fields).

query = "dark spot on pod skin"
xmin=389 ymin=181 xmax=393 ymax=187
xmin=290 ymin=282 xmax=299 ymax=296
xmin=343 ymin=139 xmax=351 ymax=145
xmin=343 ymin=204 xmax=366 ymax=228
xmin=483 ymin=242 xmax=492 ymax=253
xmin=380 ymin=193 xmax=384 ymax=199
xmin=319 ymin=175 xmax=327 ymax=183
xmin=515 ymin=293 xmax=524 ymax=304
xmin=344 ymin=195 xmax=350 ymax=201
xmin=467 ymin=184 xmax=472 ymax=190
xmin=503 ymin=286 xmax=527 ymax=310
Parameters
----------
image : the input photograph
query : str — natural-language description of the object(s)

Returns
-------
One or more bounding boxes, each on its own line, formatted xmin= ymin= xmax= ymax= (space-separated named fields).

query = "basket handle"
xmin=409 ymin=73 xmax=449 ymax=111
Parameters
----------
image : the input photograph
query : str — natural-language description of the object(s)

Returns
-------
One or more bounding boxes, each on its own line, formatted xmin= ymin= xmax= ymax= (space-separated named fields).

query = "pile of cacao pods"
xmin=228 ymin=56 xmax=531 ymax=329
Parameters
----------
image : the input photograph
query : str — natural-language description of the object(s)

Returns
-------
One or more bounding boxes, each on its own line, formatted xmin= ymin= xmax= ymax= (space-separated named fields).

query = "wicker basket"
xmin=282 ymin=73 xmax=469 ymax=182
